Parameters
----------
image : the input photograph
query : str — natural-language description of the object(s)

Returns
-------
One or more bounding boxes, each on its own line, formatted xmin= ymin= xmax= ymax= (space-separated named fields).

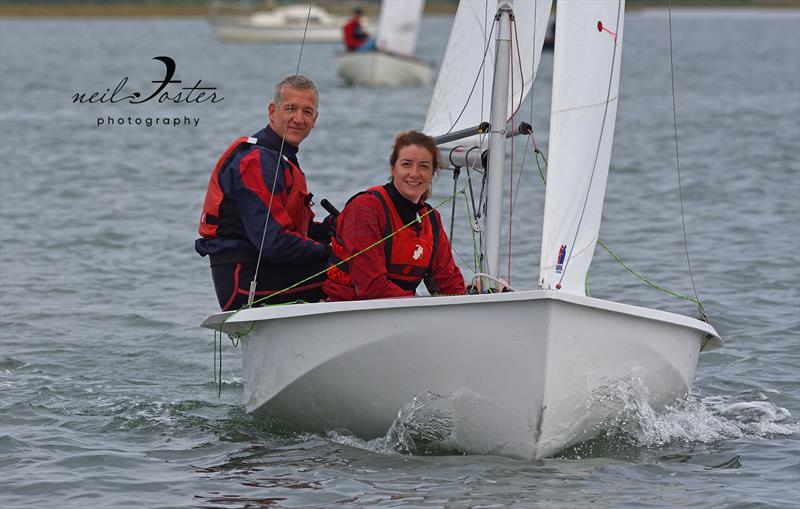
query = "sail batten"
xmin=539 ymin=0 xmax=625 ymax=295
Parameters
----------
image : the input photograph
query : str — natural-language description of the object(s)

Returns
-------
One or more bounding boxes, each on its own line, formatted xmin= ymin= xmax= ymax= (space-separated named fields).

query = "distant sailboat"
xmin=210 ymin=3 xmax=350 ymax=44
xmin=204 ymin=0 xmax=721 ymax=459
xmin=336 ymin=0 xmax=433 ymax=86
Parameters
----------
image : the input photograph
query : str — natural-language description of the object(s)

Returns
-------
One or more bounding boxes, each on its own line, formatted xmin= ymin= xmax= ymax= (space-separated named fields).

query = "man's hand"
xmin=322 ymin=214 xmax=337 ymax=237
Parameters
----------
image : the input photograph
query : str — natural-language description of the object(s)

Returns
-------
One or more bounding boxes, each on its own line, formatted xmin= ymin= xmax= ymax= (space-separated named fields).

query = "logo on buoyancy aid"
xmin=412 ymin=244 xmax=424 ymax=260
xmin=555 ymin=244 xmax=567 ymax=273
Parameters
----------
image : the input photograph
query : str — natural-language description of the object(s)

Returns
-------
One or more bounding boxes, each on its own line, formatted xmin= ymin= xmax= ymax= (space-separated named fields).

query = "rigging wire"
xmin=480 ymin=0 xmax=488 ymax=134
xmin=443 ymin=18 xmax=497 ymax=135
xmin=507 ymin=17 xmax=516 ymax=284
xmin=462 ymin=148 xmax=484 ymax=273
xmin=449 ymin=167 xmax=460 ymax=242
xmin=505 ymin=13 xmax=533 ymax=284
xmin=449 ymin=190 xmax=484 ymax=276
xmin=668 ymin=0 xmax=706 ymax=318
xmin=248 ymin=2 xmax=314 ymax=305
xmin=511 ymin=10 xmax=536 ymax=214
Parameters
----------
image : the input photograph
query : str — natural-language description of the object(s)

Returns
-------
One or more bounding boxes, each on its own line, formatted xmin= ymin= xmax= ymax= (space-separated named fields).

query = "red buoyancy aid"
xmin=281 ymin=158 xmax=312 ymax=237
xmin=327 ymin=186 xmax=440 ymax=292
xmin=199 ymin=137 xmax=312 ymax=239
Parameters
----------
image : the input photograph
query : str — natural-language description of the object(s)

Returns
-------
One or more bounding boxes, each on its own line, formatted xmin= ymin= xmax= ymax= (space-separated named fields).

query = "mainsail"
xmin=539 ymin=0 xmax=625 ymax=294
xmin=423 ymin=0 xmax=553 ymax=145
xmin=375 ymin=0 xmax=425 ymax=57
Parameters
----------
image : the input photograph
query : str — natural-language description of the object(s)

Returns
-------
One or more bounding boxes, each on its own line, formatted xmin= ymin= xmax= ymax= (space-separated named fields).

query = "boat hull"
xmin=336 ymin=51 xmax=433 ymax=86
xmin=203 ymin=291 xmax=719 ymax=459
xmin=213 ymin=23 xmax=342 ymax=43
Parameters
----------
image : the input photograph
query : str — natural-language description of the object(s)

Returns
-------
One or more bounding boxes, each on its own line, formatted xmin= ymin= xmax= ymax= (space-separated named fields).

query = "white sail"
xmin=423 ymin=0 xmax=553 ymax=144
xmin=375 ymin=0 xmax=425 ymax=56
xmin=539 ymin=0 xmax=625 ymax=295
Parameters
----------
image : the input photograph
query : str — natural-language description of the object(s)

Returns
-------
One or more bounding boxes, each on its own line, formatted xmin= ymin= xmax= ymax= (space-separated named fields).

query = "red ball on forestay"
xmin=597 ymin=21 xmax=603 ymax=32
xmin=556 ymin=283 xmax=562 ymax=290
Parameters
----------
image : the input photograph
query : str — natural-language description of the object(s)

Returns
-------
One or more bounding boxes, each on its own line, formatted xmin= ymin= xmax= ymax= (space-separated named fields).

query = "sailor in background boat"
xmin=196 ymin=75 xmax=335 ymax=310
xmin=342 ymin=7 xmax=374 ymax=52
xmin=324 ymin=131 xmax=465 ymax=301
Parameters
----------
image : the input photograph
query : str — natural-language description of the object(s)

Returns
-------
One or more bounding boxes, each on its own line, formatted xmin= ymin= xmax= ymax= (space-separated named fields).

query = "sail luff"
xmin=539 ymin=0 xmax=626 ymax=294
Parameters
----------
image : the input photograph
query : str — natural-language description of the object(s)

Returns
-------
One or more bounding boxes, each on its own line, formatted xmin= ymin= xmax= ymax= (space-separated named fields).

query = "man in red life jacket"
xmin=342 ymin=7 xmax=374 ymax=51
xmin=196 ymin=75 xmax=333 ymax=310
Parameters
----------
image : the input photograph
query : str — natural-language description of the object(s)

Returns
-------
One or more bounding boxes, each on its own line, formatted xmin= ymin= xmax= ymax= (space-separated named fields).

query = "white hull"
xmin=212 ymin=22 xmax=342 ymax=44
xmin=203 ymin=291 xmax=720 ymax=459
xmin=336 ymin=51 xmax=433 ymax=87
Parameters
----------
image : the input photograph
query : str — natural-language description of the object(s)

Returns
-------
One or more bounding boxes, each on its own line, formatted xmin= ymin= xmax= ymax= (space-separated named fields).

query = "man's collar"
xmin=258 ymin=125 xmax=300 ymax=161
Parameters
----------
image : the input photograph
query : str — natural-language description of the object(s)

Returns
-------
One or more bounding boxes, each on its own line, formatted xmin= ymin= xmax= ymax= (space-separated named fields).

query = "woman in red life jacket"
xmin=324 ymin=131 xmax=465 ymax=301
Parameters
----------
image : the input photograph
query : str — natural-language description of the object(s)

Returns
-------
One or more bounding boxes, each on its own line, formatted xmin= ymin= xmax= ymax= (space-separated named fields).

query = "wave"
xmin=326 ymin=380 xmax=799 ymax=459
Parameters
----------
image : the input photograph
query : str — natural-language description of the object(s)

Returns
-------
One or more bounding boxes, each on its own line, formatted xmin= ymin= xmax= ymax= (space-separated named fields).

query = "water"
xmin=1 ymin=9 xmax=798 ymax=508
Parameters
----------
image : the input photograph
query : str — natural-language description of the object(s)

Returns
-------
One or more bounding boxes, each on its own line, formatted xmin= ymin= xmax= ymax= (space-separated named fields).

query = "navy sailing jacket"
xmin=195 ymin=126 xmax=330 ymax=264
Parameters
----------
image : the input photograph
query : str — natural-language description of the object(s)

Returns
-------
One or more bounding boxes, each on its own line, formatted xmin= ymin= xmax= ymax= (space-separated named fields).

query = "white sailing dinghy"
xmin=210 ymin=3 xmax=348 ymax=44
xmin=203 ymin=0 xmax=721 ymax=459
xmin=336 ymin=0 xmax=433 ymax=86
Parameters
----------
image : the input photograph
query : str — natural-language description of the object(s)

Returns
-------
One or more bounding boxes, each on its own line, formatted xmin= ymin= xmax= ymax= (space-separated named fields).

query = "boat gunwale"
xmin=201 ymin=289 xmax=721 ymax=347
xmin=335 ymin=49 xmax=433 ymax=67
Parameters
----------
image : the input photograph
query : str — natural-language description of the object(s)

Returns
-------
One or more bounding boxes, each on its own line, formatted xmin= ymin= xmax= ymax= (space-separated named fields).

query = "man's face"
xmin=268 ymin=86 xmax=318 ymax=147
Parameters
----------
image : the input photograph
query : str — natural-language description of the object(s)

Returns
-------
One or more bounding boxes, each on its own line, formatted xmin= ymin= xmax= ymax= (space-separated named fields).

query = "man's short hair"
xmin=272 ymin=75 xmax=319 ymax=108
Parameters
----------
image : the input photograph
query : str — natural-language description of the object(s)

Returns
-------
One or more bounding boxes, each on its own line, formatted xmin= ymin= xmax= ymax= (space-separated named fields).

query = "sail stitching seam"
xmin=551 ymin=94 xmax=619 ymax=115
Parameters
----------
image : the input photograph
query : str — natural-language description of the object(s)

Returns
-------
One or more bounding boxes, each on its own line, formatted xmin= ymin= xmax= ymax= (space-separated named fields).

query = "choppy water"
xmin=1 ymin=8 xmax=799 ymax=508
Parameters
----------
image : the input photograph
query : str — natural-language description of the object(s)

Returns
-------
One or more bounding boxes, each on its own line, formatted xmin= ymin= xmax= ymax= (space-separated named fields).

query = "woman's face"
xmin=391 ymin=144 xmax=434 ymax=203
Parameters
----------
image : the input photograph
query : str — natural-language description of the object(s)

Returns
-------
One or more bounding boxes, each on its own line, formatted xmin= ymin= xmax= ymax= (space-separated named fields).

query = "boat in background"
xmin=210 ymin=3 xmax=356 ymax=44
xmin=336 ymin=0 xmax=433 ymax=86
xmin=204 ymin=0 xmax=722 ymax=459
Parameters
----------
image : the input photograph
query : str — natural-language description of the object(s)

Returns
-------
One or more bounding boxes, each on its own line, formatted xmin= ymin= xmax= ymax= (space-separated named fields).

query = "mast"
xmin=484 ymin=0 xmax=513 ymax=289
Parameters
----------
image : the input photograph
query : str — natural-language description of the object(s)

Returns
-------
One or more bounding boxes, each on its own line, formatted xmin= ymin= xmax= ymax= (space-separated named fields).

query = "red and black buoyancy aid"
xmin=198 ymin=136 xmax=313 ymax=241
xmin=327 ymin=186 xmax=440 ymax=292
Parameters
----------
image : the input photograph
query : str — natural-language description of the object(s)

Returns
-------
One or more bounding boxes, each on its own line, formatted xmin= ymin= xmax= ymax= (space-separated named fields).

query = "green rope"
xmin=244 ymin=190 xmax=466 ymax=309
xmin=597 ymin=239 xmax=702 ymax=306
xmin=585 ymin=271 xmax=591 ymax=297
xmin=529 ymin=143 xmax=702 ymax=309
xmin=534 ymin=149 xmax=547 ymax=186
xmin=211 ymin=190 xmax=467 ymax=395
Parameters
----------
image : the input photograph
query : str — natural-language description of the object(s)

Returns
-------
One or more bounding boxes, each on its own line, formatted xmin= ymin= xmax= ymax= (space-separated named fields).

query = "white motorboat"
xmin=335 ymin=0 xmax=433 ymax=86
xmin=210 ymin=4 xmax=346 ymax=44
xmin=203 ymin=0 xmax=722 ymax=459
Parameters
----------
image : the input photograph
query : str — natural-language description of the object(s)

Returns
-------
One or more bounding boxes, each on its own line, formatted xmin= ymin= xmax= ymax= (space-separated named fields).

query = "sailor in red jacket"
xmin=196 ymin=75 xmax=333 ymax=310
xmin=342 ymin=7 xmax=374 ymax=51
xmin=324 ymin=131 xmax=465 ymax=301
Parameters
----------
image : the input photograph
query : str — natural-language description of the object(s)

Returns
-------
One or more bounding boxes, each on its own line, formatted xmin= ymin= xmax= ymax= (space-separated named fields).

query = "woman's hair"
xmin=389 ymin=130 xmax=440 ymax=202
